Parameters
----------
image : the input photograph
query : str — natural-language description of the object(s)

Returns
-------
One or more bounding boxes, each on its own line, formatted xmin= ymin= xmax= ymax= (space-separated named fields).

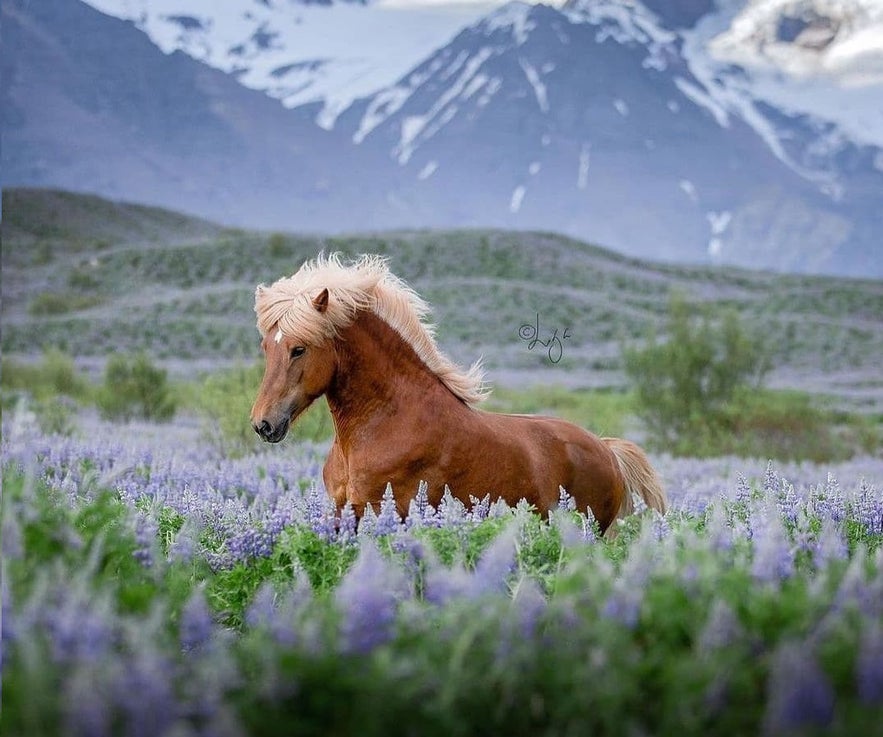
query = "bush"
xmin=624 ymin=295 xmax=770 ymax=455
xmin=28 ymin=292 xmax=103 ymax=316
xmin=96 ymin=353 xmax=176 ymax=422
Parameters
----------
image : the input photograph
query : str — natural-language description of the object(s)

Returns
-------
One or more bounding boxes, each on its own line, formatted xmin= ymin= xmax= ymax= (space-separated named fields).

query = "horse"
xmin=250 ymin=253 xmax=666 ymax=536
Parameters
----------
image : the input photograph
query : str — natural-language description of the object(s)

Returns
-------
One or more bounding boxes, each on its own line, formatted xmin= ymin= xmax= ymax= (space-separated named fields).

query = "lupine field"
xmin=2 ymin=404 xmax=882 ymax=737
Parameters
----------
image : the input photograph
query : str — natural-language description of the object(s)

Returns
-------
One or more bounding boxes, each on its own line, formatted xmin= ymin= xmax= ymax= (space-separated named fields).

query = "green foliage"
xmin=96 ymin=353 xmax=176 ymax=422
xmin=28 ymin=291 xmax=103 ymax=316
xmin=625 ymin=295 xmax=772 ymax=456
xmin=1 ymin=349 xmax=89 ymax=401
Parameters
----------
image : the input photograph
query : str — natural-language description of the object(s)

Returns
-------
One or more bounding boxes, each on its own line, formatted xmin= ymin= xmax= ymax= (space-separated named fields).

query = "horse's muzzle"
xmin=253 ymin=417 xmax=289 ymax=443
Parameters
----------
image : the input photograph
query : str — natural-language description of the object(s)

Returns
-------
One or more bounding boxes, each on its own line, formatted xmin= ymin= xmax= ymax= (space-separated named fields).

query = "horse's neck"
xmin=326 ymin=311 xmax=458 ymax=440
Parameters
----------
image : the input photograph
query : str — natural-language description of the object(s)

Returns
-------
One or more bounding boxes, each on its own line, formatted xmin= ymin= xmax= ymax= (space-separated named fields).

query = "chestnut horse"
xmin=250 ymin=254 xmax=666 ymax=536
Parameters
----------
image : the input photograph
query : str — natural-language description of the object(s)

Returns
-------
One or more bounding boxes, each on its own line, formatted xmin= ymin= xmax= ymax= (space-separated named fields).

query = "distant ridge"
xmin=3 ymin=189 xmax=882 ymax=412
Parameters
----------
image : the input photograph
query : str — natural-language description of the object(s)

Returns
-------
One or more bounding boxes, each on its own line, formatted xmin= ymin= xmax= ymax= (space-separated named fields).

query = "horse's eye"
xmin=290 ymin=346 xmax=306 ymax=360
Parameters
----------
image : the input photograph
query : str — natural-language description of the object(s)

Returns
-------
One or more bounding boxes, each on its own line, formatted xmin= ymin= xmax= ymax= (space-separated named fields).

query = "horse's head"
xmin=251 ymin=289 xmax=336 ymax=443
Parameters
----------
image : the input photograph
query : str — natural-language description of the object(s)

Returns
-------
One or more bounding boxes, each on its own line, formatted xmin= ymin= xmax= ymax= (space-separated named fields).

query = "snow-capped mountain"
xmin=81 ymin=0 xmax=530 ymax=128
xmin=4 ymin=0 xmax=882 ymax=276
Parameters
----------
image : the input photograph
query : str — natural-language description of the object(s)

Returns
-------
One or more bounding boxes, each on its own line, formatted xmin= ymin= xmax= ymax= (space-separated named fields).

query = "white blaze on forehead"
xmin=274 ymin=329 xmax=283 ymax=344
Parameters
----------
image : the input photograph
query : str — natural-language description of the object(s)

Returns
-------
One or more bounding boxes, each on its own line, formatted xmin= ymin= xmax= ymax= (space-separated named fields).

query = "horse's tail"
xmin=603 ymin=437 xmax=667 ymax=539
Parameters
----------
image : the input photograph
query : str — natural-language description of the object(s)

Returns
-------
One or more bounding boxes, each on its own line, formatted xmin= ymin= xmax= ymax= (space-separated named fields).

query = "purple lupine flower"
xmin=335 ymin=543 xmax=410 ymax=654
xmin=423 ymin=561 xmax=475 ymax=606
xmin=853 ymin=479 xmax=882 ymax=536
xmin=551 ymin=509 xmax=585 ymax=550
xmin=763 ymin=642 xmax=834 ymax=734
xmin=582 ymin=505 xmax=599 ymax=543
xmin=438 ymin=487 xmax=467 ymax=527
xmin=63 ymin=665 xmax=114 ymax=737
xmin=376 ymin=484 xmax=401 ymax=536
xmin=132 ymin=513 xmax=157 ymax=568
xmin=512 ymin=578 xmax=547 ymax=638
xmin=180 ymin=587 xmax=214 ymax=652
xmin=776 ymin=479 xmax=799 ymax=526
xmin=167 ymin=520 xmax=198 ymax=564
xmin=357 ymin=502 xmax=378 ymax=538
xmin=245 ymin=582 xmax=278 ymax=631
xmin=468 ymin=494 xmax=491 ymax=522
xmin=763 ymin=461 xmax=779 ymax=496
xmin=112 ymin=651 xmax=178 ymax=737
xmin=812 ymin=516 xmax=848 ymax=570
xmin=735 ymin=473 xmax=752 ymax=505
xmin=696 ymin=599 xmax=742 ymax=655
xmin=472 ymin=525 xmax=517 ymax=596
xmin=705 ymin=502 xmax=734 ymax=553
xmin=306 ymin=483 xmax=333 ymax=540
xmin=558 ymin=486 xmax=577 ymax=512
xmin=857 ymin=620 xmax=883 ymax=704
xmin=751 ymin=500 xmax=794 ymax=584
xmin=601 ymin=580 xmax=643 ymax=629
xmin=405 ymin=480 xmax=430 ymax=528
xmin=652 ymin=511 xmax=671 ymax=541
xmin=337 ymin=502 xmax=357 ymax=545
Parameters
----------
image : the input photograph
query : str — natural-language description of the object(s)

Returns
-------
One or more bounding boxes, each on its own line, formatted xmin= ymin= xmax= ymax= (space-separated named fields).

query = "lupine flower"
xmin=812 ymin=515 xmax=848 ymax=570
xmin=376 ymin=484 xmax=401 ymax=536
xmin=751 ymin=499 xmax=794 ymax=584
xmin=557 ymin=486 xmax=576 ymax=512
xmin=337 ymin=502 xmax=357 ymax=544
xmin=468 ymin=493 xmax=491 ymax=522
xmin=63 ymin=664 xmax=114 ymax=737
xmin=472 ymin=524 xmax=517 ymax=596
xmin=335 ymin=543 xmax=410 ymax=654
xmin=601 ymin=579 xmax=643 ymax=629
xmin=438 ymin=486 xmax=468 ymax=527
xmin=696 ymin=599 xmax=742 ymax=655
xmin=180 ymin=587 xmax=214 ymax=652
xmin=405 ymin=480 xmax=430 ymax=528
xmin=763 ymin=642 xmax=834 ymax=734
xmin=512 ymin=578 xmax=547 ymax=638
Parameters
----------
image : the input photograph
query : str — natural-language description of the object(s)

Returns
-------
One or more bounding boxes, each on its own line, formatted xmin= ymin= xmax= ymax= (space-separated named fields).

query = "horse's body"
xmin=250 ymin=255 xmax=666 ymax=535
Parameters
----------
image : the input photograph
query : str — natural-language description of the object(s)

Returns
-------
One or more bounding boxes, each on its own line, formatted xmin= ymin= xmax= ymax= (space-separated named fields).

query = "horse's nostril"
xmin=255 ymin=420 xmax=272 ymax=439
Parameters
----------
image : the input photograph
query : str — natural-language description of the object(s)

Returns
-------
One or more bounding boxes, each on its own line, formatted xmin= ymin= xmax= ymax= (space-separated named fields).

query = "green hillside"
xmin=3 ymin=188 xmax=882 ymax=409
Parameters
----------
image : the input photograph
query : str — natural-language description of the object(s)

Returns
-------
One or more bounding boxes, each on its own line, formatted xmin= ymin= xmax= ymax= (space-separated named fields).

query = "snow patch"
xmin=510 ymin=185 xmax=526 ymax=213
xmin=394 ymin=47 xmax=495 ymax=164
xmin=674 ymin=77 xmax=730 ymax=127
xmin=520 ymin=58 xmax=549 ymax=113
xmin=418 ymin=161 xmax=439 ymax=180
xmin=481 ymin=2 xmax=536 ymax=46
xmin=679 ymin=179 xmax=698 ymax=202
xmin=577 ymin=142 xmax=591 ymax=190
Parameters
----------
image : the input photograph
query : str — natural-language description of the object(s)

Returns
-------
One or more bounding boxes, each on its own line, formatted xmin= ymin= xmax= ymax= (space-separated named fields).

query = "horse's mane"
xmin=254 ymin=253 xmax=488 ymax=405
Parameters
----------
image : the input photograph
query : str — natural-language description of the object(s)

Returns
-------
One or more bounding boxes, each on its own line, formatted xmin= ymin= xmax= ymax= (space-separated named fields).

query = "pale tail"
xmin=603 ymin=438 xmax=667 ymax=539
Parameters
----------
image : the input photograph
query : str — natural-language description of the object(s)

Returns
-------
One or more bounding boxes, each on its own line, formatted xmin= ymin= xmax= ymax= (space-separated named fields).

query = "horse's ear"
xmin=312 ymin=288 xmax=329 ymax=313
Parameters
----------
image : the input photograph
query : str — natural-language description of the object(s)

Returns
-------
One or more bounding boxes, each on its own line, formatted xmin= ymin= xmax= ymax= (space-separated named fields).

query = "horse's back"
xmin=473 ymin=410 xmax=624 ymax=524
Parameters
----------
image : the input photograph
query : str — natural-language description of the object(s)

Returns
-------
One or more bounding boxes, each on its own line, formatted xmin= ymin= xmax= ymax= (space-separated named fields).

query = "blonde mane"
xmin=254 ymin=254 xmax=488 ymax=404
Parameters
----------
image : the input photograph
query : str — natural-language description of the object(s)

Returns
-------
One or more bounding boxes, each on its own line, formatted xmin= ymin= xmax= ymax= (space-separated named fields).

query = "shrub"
xmin=624 ymin=295 xmax=770 ymax=455
xmin=96 ymin=353 xmax=176 ymax=422
xmin=28 ymin=292 xmax=103 ymax=316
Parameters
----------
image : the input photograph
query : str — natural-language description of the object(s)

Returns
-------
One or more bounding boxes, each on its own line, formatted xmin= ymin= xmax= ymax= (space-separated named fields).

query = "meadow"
xmin=3 ymin=403 xmax=882 ymax=736
xmin=3 ymin=189 xmax=883 ymax=735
